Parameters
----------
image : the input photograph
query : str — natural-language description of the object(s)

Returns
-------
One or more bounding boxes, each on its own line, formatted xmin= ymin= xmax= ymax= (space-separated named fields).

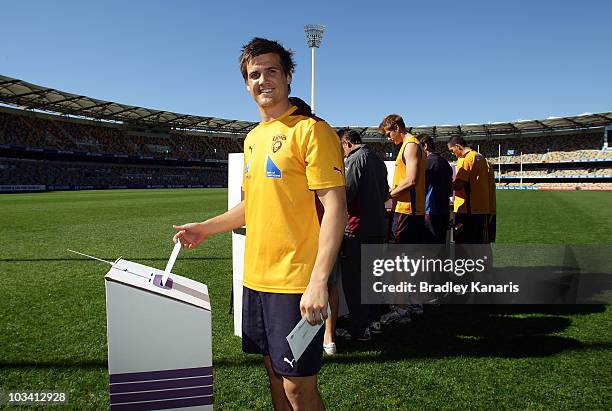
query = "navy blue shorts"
xmin=488 ymin=214 xmax=496 ymax=243
xmin=454 ymin=213 xmax=489 ymax=244
xmin=242 ymin=286 xmax=324 ymax=377
xmin=393 ymin=213 xmax=426 ymax=244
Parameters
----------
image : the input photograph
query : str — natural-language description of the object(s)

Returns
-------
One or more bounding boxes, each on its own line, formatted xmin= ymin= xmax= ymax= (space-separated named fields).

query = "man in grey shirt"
xmin=337 ymin=129 xmax=388 ymax=340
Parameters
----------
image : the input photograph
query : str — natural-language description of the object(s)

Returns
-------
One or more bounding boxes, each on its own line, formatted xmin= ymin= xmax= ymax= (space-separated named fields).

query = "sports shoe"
xmin=335 ymin=328 xmax=350 ymax=339
xmin=335 ymin=327 xmax=372 ymax=342
xmin=355 ymin=327 xmax=372 ymax=342
xmin=380 ymin=307 xmax=411 ymax=325
xmin=369 ymin=321 xmax=382 ymax=335
xmin=323 ymin=342 xmax=337 ymax=355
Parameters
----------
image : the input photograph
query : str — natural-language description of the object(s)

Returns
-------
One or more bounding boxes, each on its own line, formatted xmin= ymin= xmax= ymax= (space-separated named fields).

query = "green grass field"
xmin=1 ymin=189 xmax=611 ymax=410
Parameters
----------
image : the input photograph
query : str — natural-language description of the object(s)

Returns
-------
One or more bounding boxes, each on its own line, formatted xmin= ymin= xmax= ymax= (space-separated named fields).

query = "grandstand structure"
xmin=1 ymin=74 xmax=611 ymax=192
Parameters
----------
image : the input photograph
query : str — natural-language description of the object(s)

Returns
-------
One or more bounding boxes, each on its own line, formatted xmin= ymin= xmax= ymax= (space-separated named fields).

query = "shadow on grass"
xmin=0 ymin=357 xmax=269 ymax=372
xmin=0 ymin=359 xmax=106 ymax=370
xmin=485 ymin=304 xmax=606 ymax=316
xmin=0 ymin=257 xmax=231 ymax=263
xmin=332 ymin=304 xmax=608 ymax=361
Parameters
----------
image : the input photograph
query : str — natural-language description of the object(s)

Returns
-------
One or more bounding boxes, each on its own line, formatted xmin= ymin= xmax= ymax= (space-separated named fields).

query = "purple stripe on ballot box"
xmin=111 ymin=385 xmax=213 ymax=404
xmin=110 ymin=394 xmax=213 ymax=410
xmin=110 ymin=375 xmax=213 ymax=394
xmin=109 ymin=366 xmax=213 ymax=383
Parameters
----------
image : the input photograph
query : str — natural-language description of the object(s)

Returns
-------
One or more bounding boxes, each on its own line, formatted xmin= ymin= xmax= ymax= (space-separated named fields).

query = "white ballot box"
xmin=105 ymin=258 xmax=213 ymax=410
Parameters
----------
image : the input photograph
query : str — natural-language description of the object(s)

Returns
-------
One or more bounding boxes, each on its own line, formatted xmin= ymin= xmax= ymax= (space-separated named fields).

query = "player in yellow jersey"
xmin=447 ymin=135 xmax=490 ymax=244
xmin=173 ymin=38 xmax=346 ymax=411
xmin=378 ymin=114 xmax=427 ymax=323
xmin=379 ymin=114 xmax=427 ymax=244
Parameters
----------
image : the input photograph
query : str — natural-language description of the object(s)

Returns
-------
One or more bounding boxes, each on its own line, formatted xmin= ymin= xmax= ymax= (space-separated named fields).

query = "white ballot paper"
xmin=286 ymin=304 xmax=330 ymax=362
xmin=162 ymin=241 xmax=182 ymax=286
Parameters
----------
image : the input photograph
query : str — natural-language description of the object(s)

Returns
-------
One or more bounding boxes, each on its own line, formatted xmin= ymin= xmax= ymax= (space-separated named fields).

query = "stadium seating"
xmin=473 ymin=133 xmax=609 ymax=163
xmin=0 ymin=157 xmax=226 ymax=188
xmin=0 ymin=111 xmax=243 ymax=161
xmin=1 ymin=109 xmax=610 ymax=191
xmin=501 ymin=168 xmax=612 ymax=177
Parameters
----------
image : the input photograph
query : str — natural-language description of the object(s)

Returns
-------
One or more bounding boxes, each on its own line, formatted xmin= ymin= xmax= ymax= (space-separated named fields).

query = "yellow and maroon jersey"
xmin=454 ymin=149 xmax=490 ymax=214
xmin=392 ymin=135 xmax=426 ymax=215
xmin=242 ymin=105 xmax=345 ymax=293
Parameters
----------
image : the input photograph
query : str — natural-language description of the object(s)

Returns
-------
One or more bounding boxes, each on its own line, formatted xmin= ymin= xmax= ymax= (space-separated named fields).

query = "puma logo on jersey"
xmin=284 ymin=357 xmax=297 ymax=368
xmin=333 ymin=166 xmax=342 ymax=173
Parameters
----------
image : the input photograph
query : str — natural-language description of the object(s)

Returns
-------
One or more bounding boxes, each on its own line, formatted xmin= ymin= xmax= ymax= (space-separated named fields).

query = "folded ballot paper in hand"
xmin=286 ymin=304 xmax=330 ymax=362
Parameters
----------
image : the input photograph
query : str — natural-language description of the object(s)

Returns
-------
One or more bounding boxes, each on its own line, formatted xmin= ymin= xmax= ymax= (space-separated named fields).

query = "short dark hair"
xmin=447 ymin=135 xmax=467 ymax=147
xmin=239 ymin=37 xmax=295 ymax=92
xmin=338 ymin=129 xmax=362 ymax=144
xmin=418 ymin=134 xmax=435 ymax=151
xmin=379 ymin=114 xmax=406 ymax=133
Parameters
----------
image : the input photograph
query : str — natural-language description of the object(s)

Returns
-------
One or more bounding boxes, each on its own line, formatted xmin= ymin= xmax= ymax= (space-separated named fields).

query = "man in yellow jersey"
xmin=378 ymin=114 xmax=427 ymax=323
xmin=447 ymin=135 xmax=490 ymax=244
xmin=173 ymin=38 xmax=346 ymax=411
xmin=379 ymin=114 xmax=427 ymax=244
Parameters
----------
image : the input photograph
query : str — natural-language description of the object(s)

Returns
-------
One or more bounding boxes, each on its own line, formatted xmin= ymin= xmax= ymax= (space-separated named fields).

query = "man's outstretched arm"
xmin=173 ymin=200 xmax=246 ymax=249
xmin=300 ymin=186 xmax=347 ymax=324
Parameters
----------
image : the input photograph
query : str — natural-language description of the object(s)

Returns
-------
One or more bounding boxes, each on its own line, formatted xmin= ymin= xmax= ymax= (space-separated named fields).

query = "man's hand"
xmin=300 ymin=187 xmax=345 ymax=325
xmin=300 ymin=278 xmax=329 ymax=325
xmin=173 ymin=223 xmax=209 ymax=249
xmin=172 ymin=201 xmax=246 ymax=249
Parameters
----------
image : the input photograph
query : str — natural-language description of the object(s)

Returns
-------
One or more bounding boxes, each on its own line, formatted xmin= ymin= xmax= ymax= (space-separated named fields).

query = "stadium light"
xmin=304 ymin=24 xmax=325 ymax=114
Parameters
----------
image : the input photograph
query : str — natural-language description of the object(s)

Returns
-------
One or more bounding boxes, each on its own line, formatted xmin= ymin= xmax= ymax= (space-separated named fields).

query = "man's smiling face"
xmin=245 ymin=52 xmax=292 ymax=110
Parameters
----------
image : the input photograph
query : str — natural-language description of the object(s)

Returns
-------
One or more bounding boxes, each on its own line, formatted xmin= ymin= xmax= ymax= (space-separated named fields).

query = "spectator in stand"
xmin=419 ymin=134 xmax=452 ymax=244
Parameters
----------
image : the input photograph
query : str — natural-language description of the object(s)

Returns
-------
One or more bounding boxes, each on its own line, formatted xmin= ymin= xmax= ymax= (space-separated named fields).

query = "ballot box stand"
xmin=105 ymin=258 xmax=213 ymax=410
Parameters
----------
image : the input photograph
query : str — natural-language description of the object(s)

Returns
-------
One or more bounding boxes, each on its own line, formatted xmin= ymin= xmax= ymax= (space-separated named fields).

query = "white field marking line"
xmin=67 ymin=249 xmax=113 ymax=265
xmin=67 ymin=249 xmax=149 ymax=279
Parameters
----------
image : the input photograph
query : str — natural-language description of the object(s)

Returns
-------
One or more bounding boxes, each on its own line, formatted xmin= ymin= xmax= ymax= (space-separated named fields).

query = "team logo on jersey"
xmin=271 ymin=134 xmax=286 ymax=153
xmin=244 ymin=161 xmax=251 ymax=180
xmin=266 ymin=156 xmax=282 ymax=178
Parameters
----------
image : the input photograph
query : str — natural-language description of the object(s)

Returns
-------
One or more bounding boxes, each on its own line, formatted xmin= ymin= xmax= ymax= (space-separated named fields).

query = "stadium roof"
xmin=364 ymin=113 xmax=612 ymax=139
xmin=0 ymin=75 xmax=256 ymax=134
xmin=1 ymin=74 xmax=611 ymax=138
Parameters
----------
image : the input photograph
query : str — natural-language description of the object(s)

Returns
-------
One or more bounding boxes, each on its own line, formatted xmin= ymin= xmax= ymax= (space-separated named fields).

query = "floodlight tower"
xmin=304 ymin=24 xmax=325 ymax=114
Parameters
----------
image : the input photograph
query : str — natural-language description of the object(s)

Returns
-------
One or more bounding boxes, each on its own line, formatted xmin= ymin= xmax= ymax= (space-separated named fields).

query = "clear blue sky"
xmin=2 ymin=0 xmax=611 ymax=127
